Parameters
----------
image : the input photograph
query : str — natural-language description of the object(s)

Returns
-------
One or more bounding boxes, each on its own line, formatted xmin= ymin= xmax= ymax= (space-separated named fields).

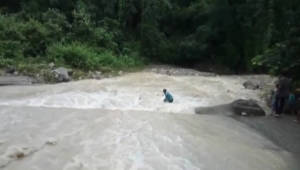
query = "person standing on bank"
xmin=274 ymin=76 xmax=291 ymax=117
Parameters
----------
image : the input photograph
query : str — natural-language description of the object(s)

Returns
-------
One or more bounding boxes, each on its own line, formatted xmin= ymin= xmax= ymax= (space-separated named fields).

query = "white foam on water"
xmin=0 ymin=90 xmax=207 ymax=114
xmin=0 ymin=72 xmax=265 ymax=114
xmin=0 ymin=72 xmax=297 ymax=170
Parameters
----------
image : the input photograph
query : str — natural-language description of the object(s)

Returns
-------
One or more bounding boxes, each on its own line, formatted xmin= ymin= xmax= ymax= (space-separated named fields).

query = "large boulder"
xmin=53 ymin=67 xmax=71 ymax=82
xmin=5 ymin=67 xmax=16 ymax=74
xmin=0 ymin=76 xmax=36 ymax=86
xmin=243 ymin=80 xmax=260 ymax=90
xmin=231 ymin=99 xmax=266 ymax=116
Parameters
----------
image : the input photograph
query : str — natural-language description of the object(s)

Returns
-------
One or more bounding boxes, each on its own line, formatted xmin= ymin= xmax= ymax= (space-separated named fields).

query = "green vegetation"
xmin=0 ymin=0 xmax=299 ymax=80
xmin=47 ymin=42 xmax=142 ymax=70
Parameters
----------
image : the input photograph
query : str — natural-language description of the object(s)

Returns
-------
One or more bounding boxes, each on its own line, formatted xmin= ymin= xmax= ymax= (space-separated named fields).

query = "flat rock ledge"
xmin=231 ymin=99 xmax=266 ymax=116
xmin=0 ymin=76 xmax=36 ymax=86
xmin=195 ymin=99 xmax=266 ymax=116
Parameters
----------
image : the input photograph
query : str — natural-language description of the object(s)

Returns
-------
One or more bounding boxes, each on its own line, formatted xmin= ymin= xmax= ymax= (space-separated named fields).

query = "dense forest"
xmin=0 ymin=0 xmax=299 ymax=80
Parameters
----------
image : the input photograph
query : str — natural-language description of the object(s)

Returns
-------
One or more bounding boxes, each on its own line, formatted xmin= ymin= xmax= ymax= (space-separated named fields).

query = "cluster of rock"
xmin=0 ymin=67 xmax=36 ymax=86
xmin=0 ymin=62 xmax=110 ymax=85
xmin=52 ymin=67 xmax=71 ymax=82
xmin=238 ymin=78 xmax=276 ymax=116
xmin=0 ymin=63 xmax=71 ymax=85
xmin=0 ymin=76 xmax=36 ymax=86
xmin=195 ymin=99 xmax=266 ymax=116
xmin=0 ymin=63 xmax=72 ymax=85
xmin=87 ymin=71 xmax=103 ymax=80
xmin=231 ymin=99 xmax=266 ymax=116
xmin=243 ymin=80 xmax=261 ymax=90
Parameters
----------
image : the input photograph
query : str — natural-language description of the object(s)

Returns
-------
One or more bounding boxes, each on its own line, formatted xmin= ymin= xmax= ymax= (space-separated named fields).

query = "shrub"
xmin=0 ymin=40 xmax=23 ymax=59
xmin=0 ymin=14 xmax=24 ymax=58
xmin=141 ymin=24 xmax=171 ymax=60
xmin=47 ymin=42 xmax=143 ymax=71
xmin=41 ymin=9 xmax=71 ymax=43
xmin=92 ymin=27 xmax=119 ymax=52
xmin=0 ymin=14 xmax=58 ymax=58
xmin=116 ymin=53 xmax=143 ymax=69
xmin=0 ymin=56 xmax=14 ymax=67
xmin=19 ymin=18 xmax=50 ymax=57
xmin=71 ymin=2 xmax=94 ymax=41
xmin=47 ymin=42 xmax=99 ymax=70
xmin=252 ymin=42 xmax=300 ymax=77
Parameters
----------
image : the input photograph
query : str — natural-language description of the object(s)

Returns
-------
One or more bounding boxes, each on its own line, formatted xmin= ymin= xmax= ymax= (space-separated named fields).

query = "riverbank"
xmin=0 ymin=61 xmax=143 ymax=85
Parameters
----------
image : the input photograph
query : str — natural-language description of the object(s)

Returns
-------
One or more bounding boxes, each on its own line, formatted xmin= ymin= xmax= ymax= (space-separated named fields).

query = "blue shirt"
xmin=288 ymin=94 xmax=296 ymax=105
xmin=165 ymin=92 xmax=173 ymax=102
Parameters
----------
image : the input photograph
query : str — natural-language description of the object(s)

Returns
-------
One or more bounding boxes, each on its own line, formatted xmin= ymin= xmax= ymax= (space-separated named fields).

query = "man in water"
xmin=163 ymin=89 xmax=173 ymax=103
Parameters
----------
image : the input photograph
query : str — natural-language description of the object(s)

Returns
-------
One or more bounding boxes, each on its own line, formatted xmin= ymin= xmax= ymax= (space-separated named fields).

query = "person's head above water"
xmin=163 ymin=89 xmax=167 ymax=94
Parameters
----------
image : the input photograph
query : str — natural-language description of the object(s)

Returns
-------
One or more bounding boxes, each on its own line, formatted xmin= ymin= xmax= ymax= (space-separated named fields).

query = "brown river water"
xmin=0 ymin=70 xmax=299 ymax=170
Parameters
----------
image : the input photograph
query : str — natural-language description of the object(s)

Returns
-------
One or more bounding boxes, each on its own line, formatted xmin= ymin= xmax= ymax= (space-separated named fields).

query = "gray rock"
xmin=87 ymin=71 xmax=103 ymax=80
xmin=53 ymin=67 xmax=70 ymax=82
xmin=231 ymin=99 xmax=266 ymax=116
xmin=49 ymin=62 xmax=55 ymax=69
xmin=243 ymin=80 xmax=260 ymax=90
xmin=5 ymin=67 xmax=16 ymax=74
xmin=88 ymin=71 xmax=94 ymax=79
xmin=195 ymin=104 xmax=232 ymax=115
xmin=0 ymin=76 xmax=35 ymax=86
xmin=265 ymin=91 xmax=272 ymax=108
xmin=13 ymin=71 xmax=19 ymax=76
xmin=68 ymin=69 xmax=73 ymax=76
xmin=94 ymin=71 xmax=102 ymax=79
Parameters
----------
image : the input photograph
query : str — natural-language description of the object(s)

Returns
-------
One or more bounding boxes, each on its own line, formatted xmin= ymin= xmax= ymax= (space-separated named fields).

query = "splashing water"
xmin=0 ymin=72 xmax=298 ymax=170
xmin=0 ymin=72 xmax=266 ymax=113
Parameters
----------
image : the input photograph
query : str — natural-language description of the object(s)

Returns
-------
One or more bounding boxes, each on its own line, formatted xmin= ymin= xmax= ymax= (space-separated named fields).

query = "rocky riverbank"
xmin=0 ymin=62 xmax=127 ymax=85
xmin=1 ymin=64 xmax=217 ymax=86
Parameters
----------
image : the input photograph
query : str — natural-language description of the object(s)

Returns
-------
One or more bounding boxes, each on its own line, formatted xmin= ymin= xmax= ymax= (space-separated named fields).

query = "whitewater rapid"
xmin=0 ymin=72 xmax=271 ymax=113
xmin=0 ymin=71 xmax=298 ymax=170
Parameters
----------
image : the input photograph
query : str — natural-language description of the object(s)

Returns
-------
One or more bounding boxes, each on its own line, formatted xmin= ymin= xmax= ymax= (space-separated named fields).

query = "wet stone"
xmin=231 ymin=99 xmax=266 ymax=116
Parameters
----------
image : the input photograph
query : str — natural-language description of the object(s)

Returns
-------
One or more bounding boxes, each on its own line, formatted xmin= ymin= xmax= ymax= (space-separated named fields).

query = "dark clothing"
xmin=276 ymin=77 xmax=291 ymax=98
xmin=274 ymin=76 xmax=291 ymax=115
xmin=271 ymin=90 xmax=277 ymax=112
xmin=287 ymin=94 xmax=297 ymax=114
xmin=275 ymin=96 xmax=286 ymax=115
xmin=295 ymin=89 xmax=300 ymax=101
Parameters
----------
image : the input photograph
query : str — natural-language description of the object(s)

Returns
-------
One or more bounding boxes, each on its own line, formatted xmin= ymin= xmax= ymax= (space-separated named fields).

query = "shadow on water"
xmin=195 ymin=104 xmax=233 ymax=116
xmin=195 ymin=104 xmax=300 ymax=167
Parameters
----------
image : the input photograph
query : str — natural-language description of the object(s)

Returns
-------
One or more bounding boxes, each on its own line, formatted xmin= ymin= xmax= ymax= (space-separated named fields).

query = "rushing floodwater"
xmin=0 ymin=72 xmax=268 ymax=113
xmin=0 ymin=72 xmax=298 ymax=170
